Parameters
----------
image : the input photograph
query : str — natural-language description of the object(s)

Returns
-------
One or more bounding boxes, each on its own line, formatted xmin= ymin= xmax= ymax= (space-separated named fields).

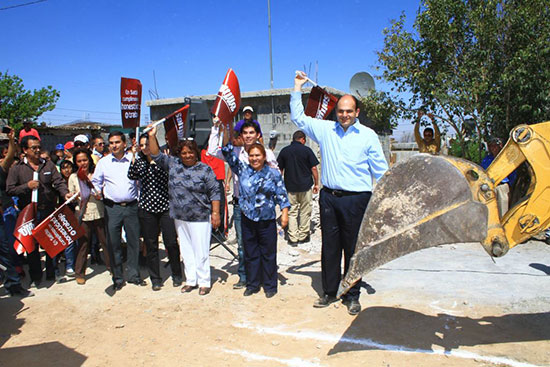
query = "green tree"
xmin=361 ymin=90 xmax=402 ymax=133
xmin=376 ymin=0 xmax=550 ymax=161
xmin=0 ymin=71 xmax=60 ymax=129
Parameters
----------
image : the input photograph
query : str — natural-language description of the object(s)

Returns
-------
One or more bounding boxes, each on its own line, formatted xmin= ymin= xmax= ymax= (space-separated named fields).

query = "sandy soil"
xmin=1 ymin=200 xmax=550 ymax=367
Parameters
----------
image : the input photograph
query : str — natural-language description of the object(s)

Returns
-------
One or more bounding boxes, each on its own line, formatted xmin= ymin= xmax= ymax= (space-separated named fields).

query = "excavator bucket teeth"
xmin=338 ymin=154 xmax=489 ymax=298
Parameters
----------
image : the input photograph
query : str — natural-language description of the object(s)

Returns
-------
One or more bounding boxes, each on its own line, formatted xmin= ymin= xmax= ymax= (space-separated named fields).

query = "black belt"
xmin=322 ymin=187 xmax=369 ymax=197
xmin=104 ymin=198 xmax=137 ymax=207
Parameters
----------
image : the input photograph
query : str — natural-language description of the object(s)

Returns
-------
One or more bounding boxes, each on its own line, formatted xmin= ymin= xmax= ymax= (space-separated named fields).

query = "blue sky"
xmin=1 ymin=0 xmax=419 ymax=137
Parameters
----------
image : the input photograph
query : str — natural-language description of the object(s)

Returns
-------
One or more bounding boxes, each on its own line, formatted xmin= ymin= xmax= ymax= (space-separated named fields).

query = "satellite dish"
xmin=349 ymin=72 xmax=375 ymax=97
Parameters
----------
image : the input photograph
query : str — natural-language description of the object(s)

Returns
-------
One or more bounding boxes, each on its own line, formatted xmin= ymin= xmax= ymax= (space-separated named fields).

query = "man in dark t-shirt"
xmin=277 ymin=130 xmax=319 ymax=246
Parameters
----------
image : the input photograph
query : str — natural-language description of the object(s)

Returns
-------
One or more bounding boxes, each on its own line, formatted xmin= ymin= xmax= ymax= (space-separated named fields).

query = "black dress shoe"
xmin=128 ymin=279 xmax=147 ymax=286
xmin=299 ymin=235 xmax=311 ymax=243
xmin=172 ymin=279 xmax=183 ymax=287
xmin=343 ymin=299 xmax=361 ymax=315
xmin=113 ymin=282 xmax=125 ymax=291
xmin=152 ymin=284 xmax=162 ymax=291
xmin=243 ymin=288 xmax=259 ymax=296
xmin=265 ymin=291 xmax=277 ymax=298
xmin=313 ymin=294 xmax=339 ymax=308
xmin=8 ymin=286 xmax=35 ymax=298
xmin=287 ymin=240 xmax=298 ymax=247
xmin=233 ymin=280 xmax=246 ymax=289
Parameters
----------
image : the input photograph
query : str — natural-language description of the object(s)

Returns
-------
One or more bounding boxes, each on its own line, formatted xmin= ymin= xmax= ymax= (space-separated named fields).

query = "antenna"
xmin=349 ymin=72 xmax=375 ymax=97
xmin=148 ymin=70 xmax=160 ymax=100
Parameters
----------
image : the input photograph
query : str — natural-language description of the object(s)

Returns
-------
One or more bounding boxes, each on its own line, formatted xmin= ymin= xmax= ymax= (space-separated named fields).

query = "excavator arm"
xmin=338 ymin=122 xmax=550 ymax=298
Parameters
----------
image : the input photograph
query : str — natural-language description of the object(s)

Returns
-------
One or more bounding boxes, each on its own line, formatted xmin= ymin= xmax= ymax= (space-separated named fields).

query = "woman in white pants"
xmin=146 ymin=126 xmax=221 ymax=296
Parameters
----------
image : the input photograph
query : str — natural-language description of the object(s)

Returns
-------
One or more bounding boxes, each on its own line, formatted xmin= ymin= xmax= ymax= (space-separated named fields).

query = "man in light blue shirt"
xmin=92 ymin=131 xmax=143 ymax=291
xmin=291 ymin=73 xmax=388 ymax=315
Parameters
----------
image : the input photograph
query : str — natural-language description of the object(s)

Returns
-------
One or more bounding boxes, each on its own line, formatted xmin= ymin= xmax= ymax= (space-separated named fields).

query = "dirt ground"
xmin=1 ymin=201 xmax=550 ymax=367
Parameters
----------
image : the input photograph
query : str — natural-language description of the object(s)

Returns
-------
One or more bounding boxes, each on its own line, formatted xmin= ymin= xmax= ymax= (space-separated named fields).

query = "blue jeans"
xmin=64 ymin=242 xmax=76 ymax=270
xmin=233 ymin=203 xmax=246 ymax=282
xmin=0 ymin=218 xmax=21 ymax=291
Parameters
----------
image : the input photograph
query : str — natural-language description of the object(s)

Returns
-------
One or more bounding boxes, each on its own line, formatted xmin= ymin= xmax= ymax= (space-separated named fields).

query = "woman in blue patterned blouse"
xmin=146 ymin=125 xmax=221 ymax=296
xmin=222 ymin=141 xmax=290 ymax=298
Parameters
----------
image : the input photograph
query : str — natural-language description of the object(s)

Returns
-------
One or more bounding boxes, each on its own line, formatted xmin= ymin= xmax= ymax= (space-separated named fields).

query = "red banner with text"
xmin=120 ymin=77 xmax=142 ymax=128
xmin=13 ymin=202 xmax=37 ymax=254
xmin=305 ymin=86 xmax=338 ymax=120
xmin=164 ymin=105 xmax=189 ymax=149
xmin=32 ymin=204 xmax=86 ymax=258
xmin=211 ymin=68 xmax=240 ymax=133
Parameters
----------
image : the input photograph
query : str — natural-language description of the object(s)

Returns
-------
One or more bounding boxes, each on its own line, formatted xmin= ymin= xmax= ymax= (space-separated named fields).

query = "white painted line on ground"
xmin=233 ymin=322 xmax=541 ymax=367
xmin=430 ymin=300 xmax=461 ymax=316
xmin=221 ymin=348 xmax=322 ymax=367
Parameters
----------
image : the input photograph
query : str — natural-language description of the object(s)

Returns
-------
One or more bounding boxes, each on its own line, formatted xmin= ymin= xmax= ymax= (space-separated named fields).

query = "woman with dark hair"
xmin=222 ymin=138 xmax=290 ymax=299
xmin=146 ymin=126 xmax=220 ymax=296
xmin=68 ymin=148 xmax=110 ymax=284
xmin=127 ymin=134 xmax=182 ymax=291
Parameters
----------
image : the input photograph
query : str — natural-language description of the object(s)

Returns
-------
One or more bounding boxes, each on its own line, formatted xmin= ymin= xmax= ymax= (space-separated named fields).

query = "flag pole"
xmin=295 ymin=70 xmax=318 ymax=87
xmin=36 ymin=192 xmax=80 ymax=227
xmin=142 ymin=118 xmax=166 ymax=135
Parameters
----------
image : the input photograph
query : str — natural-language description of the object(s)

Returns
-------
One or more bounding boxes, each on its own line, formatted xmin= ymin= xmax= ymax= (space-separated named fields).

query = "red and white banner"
xmin=120 ymin=77 xmax=142 ymax=128
xmin=32 ymin=204 xmax=85 ymax=258
xmin=164 ymin=105 xmax=189 ymax=149
xmin=13 ymin=202 xmax=37 ymax=254
xmin=211 ymin=69 xmax=241 ymax=132
xmin=305 ymin=86 xmax=338 ymax=120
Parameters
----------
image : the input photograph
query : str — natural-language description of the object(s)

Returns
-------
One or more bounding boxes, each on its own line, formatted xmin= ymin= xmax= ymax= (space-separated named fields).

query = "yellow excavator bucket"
xmin=337 ymin=122 xmax=550 ymax=298
xmin=337 ymin=154 xmax=503 ymax=298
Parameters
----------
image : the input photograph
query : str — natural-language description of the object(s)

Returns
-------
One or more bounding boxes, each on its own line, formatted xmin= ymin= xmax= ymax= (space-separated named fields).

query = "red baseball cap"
xmin=64 ymin=141 xmax=74 ymax=150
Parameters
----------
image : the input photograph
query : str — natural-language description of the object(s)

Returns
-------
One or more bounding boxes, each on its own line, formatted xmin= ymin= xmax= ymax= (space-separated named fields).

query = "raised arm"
xmin=414 ymin=120 xmax=423 ymax=150
xmin=289 ymin=73 xmax=324 ymax=144
xmin=432 ymin=118 xmax=441 ymax=152
xmin=0 ymin=128 xmax=16 ymax=171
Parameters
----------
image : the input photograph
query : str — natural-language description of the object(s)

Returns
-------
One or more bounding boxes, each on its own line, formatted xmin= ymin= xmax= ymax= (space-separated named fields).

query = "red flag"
xmin=164 ymin=105 xmax=189 ymax=149
xmin=211 ymin=69 xmax=241 ymax=133
xmin=32 ymin=204 xmax=86 ymax=258
xmin=13 ymin=203 xmax=37 ymax=254
xmin=77 ymin=167 xmax=95 ymax=201
xmin=305 ymin=86 xmax=338 ymax=120
xmin=120 ymin=77 xmax=142 ymax=128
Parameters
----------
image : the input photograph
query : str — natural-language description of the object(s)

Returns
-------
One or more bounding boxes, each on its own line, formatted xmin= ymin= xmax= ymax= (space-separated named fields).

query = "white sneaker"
xmin=66 ymin=268 xmax=75 ymax=277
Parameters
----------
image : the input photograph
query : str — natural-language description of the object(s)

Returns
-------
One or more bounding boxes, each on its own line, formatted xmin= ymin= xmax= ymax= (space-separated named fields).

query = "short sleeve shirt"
xmin=277 ymin=141 xmax=319 ymax=192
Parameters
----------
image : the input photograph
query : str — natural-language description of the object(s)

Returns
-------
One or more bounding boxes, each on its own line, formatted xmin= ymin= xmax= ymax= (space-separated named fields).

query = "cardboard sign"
xmin=120 ymin=77 xmax=142 ymax=128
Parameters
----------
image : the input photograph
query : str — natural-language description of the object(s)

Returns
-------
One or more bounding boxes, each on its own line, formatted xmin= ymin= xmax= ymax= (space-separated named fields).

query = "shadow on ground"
xmin=328 ymin=306 xmax=550 ymax=355
xmin=0 ymin=341 xmax=87 ymax=366
xmin=530 ymin=263 xmax=550 ymax=275
xmin=0 ymin=297 xmax=25 ymax=348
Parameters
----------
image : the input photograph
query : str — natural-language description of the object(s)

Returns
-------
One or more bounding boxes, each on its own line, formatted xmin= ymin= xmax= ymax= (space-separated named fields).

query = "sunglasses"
xmin=28 ymin=146 xmax=41 ymax=151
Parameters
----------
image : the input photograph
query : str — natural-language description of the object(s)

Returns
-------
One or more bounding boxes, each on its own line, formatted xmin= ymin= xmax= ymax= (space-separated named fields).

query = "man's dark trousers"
xmin=104 ymin=201 xmax=141 ymax=285
xmin=319 ymin=189 xmax=371 ymax=301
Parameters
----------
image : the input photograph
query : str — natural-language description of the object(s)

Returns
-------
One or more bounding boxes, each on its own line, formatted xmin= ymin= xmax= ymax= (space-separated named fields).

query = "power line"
xmin=0 ymin=0 xmax=47 ymax=11
xmin=55 ymin=107 xmax=120 ymax=115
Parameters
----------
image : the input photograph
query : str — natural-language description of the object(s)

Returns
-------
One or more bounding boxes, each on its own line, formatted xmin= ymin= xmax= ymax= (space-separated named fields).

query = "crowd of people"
xmin=1 ymin=73 xmax=393 ymax=316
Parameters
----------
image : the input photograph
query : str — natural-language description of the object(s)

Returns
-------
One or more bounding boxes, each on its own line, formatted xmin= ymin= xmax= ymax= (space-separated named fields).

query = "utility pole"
xmin=268 ymin=0 xmax=275 ymax=128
